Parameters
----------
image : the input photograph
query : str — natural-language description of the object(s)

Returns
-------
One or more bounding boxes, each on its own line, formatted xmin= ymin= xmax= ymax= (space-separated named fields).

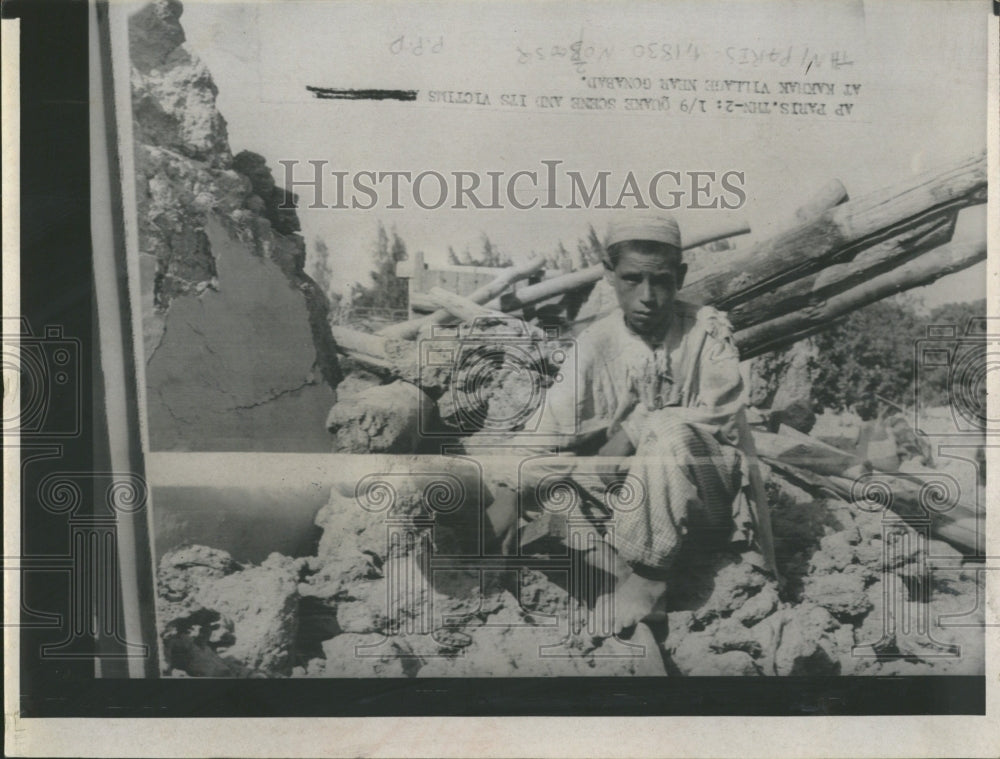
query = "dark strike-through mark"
xmin=307 ymin=85 xmax=418 ymax=101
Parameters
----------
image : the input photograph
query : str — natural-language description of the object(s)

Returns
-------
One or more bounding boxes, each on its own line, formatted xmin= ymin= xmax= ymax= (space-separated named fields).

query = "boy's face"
xmin=607 ymin=243 xmax=687 ymax=338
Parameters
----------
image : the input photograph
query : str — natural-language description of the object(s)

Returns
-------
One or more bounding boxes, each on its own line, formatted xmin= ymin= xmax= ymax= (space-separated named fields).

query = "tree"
xmin=445 ymin=226 xmax=602 ymax=272
xmin=578 ymin=224 xmax=604 ymax=266
xmin=310 ymin=237 xmax=334 ymax=298
xmin=554 ymin=241 xmax=573 ymax=272
xmin=928 ymin=299 xmax=987 ymax=326
xmin=808 ymin=298 xmax=922 ymax=419
xmin=755 ymin=297 xmax=986 ymax=420
xmin=349 ymin=223 xmax=409 ymax=311
xmin=477 ymin=234 xmax=512 ymax=267
xmin=446 ymin=234 xmax=512 ymax=267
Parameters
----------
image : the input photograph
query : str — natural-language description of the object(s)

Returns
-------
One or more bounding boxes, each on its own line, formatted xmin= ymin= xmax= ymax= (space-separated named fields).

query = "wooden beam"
xmin=408 ymin=291 xmax=440 ymax=314
xmin=765 ymin=458 xmax=978 ymax=554
xmin=422 ymin=286 xmax=508 ymax=325
xmin=736 ymin=236 xmax=987 ymax=358
xmin=752 ymin=425 xmax=866 ymax=476
xmin=492 ymin=216 xmax=752 ymax=313
xmin=379 ymin=255 xmax=545 ymax=340
xmin=330 ymin=326 xmax=395 ymax=372
xmin=682 ymin=151 xmax=986 ymax=310
xmin=794 ymin=178 xmax=849 ymax=224
xmin=726 ymin=214 xmax=957 ymax=331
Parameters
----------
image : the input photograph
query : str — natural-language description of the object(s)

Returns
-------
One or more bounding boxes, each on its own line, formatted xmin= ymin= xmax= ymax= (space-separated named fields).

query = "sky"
xmin=175 ymin=0 xmax=988 ymax=306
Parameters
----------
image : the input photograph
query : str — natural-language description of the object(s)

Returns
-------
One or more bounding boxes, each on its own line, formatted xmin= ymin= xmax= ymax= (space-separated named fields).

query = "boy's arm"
xmin=618 ymin=308 xmax=745 ymax=445
xmin=687 ymin=308 xmax=746 ymax=442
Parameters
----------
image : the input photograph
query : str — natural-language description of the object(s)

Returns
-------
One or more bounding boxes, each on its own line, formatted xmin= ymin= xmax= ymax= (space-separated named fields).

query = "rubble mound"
xmin=324 ymin=317 xmax=572 ymax=451
xmin=157 ymin=467 xmax=984 ymax=678
xmin=138 ymin=4 xmax=985 ymax=677
xmin=157 ymin=545 xmax=307 ymax=677
xmin=295 ymin=483 xmax=667 ymax=677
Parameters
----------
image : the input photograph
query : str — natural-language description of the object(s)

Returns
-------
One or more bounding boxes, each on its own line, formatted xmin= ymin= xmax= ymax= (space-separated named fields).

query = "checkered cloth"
xmin=521 ymin=411 xmax=750 ymax=573
xmin=609 ymin=412 xmax=744 ymax=571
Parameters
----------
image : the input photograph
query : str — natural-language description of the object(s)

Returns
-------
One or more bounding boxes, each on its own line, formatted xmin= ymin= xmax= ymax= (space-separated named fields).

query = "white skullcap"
xmin=604 ymin=212 xmax=682 ymax=250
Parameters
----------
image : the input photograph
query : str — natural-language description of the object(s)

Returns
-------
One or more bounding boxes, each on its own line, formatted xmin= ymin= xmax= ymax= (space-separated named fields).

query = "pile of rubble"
xmin=326 ymin=317 xmax=573 ymax=452
xmin=156 ymin=460 xmax=984 ymax=678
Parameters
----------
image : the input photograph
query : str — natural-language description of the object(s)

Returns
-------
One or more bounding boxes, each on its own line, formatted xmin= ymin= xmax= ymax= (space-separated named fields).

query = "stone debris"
xmin=157 ymin=545 xmax=305 ymax=676
xmin=325 ymin=318 xmax=569 ymax=450
xmin=326 ymin=381 xmax=436 ymax=453
xmin=157 ymin=461 xmax=984 ymax=678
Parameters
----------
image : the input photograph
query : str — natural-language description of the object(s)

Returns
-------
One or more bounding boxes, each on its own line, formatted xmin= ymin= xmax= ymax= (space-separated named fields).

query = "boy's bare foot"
xmin=592 ymin=570 xmax=668 ymax=637
xmin=485 ymin=486 xmax=519 ymax=555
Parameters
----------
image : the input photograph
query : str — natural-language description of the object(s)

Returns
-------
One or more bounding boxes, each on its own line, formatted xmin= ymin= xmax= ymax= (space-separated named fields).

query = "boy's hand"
xmin=598 ymin=424 xmax=635 ymax=458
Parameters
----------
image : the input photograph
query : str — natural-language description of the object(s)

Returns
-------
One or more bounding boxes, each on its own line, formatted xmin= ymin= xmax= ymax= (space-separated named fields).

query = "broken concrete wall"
xmin=130 ymin=0 xmax=340 ymax=451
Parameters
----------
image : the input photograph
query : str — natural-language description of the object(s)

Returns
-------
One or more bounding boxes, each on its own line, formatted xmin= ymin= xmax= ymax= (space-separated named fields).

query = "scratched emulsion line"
xmin=306 ymin=85 xmax=418 ymax=101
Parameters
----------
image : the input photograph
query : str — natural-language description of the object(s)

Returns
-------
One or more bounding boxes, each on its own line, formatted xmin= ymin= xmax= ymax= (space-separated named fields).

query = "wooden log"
xmin=330 ymin=323 xmax=492 ymax=394
xmin=412 ymin=288 xmax=505 ymax=315
xmin=379 ymin=255 xmax=546 ymax=340
xmin=411 ymin=278 xmax=559 ymax=314
xmin=496 ymin=266 xmax=603 ymax=312
xmin=736 ymin=236 xmax=987 ymax=359
xmin=752 ymin=425 xmax=866 ymax=476
xmin=928 ymin=517 xmax=979 ymax=555
xmin=492 ymin=216 xmax=752 ymax=313
xmin=884 ymin=469 xmax=979 ymax=526
xmin=761 ymin=457 xmax=850 ymax=502
xmin=794 ymin=179 xmax=849 ymax=224
xmin=422 ymin=287 xmax=508 ymax=324
xmin=380 ymin=154 xmax=982 ymax=345
xmin=329 ymin=326 xmax=429 ymax=386
xmin=667 ymin=215 xmax=753 ymax=250
xmin=408 ymin=291 xmax=438 ymax=314
xmin=682 ymin=151 xmax=986 ymax=310
xmin=826 ymin=472 xmax=979 ymax=554
xmin=764 ymin=458 xmax=978 ymax=554
xmin=330 ymin=326 xmax=393 ymax=372
xmin=341 ymin=236 xmax=984 ymax=384
xmin=727 ymin=214 xmax=956 ymax=331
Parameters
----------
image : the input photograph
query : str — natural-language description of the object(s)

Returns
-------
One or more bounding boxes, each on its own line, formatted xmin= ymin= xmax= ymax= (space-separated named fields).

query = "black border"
xmin=12 ymin=0 xmax=102 ymax=714
xmin=9 ymin=0 xmax=988 ymax=719
xmin=21 ymin=676 xmax=987 ymax=717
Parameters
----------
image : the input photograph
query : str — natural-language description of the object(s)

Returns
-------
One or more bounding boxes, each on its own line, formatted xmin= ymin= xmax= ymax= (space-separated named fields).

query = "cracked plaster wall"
xmin=132 ymin=0 xmax=339 ymax=450
xmin=146 ymin=218 xmax=335 ymax=450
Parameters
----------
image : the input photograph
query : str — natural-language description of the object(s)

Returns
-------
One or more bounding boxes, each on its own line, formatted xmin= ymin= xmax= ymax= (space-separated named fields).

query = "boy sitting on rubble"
xmin=486 ymin=213 xmax=757 ymax=636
